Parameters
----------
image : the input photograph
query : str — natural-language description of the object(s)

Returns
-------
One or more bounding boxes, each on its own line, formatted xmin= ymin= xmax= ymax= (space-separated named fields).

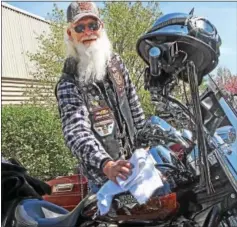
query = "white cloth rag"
xmin=97 ymin=148 xmax=164 ymax=215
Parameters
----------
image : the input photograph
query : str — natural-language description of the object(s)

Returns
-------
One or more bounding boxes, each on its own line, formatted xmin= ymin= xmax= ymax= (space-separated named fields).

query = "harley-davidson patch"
xmin=108 ymin=57 xmax=125 ymax=96
xmin=113 ymin=71 xmax=123 ymax=87
xmin=111 ymin=70 xmax=125 ymax=96
xmin=93 ymin=107 xmax=112 ymax=121
xmin=93 ymin=119 xmax=114 ymax=137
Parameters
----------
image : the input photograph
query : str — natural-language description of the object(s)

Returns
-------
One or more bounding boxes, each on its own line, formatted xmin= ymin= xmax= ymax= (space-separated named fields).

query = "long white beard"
xmin=73 ymin=30 xmax=112 ymax=85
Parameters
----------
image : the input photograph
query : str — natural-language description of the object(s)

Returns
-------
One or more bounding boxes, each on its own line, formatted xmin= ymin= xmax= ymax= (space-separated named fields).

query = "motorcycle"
xmin=2 ymin=10 xmax=237 ymax=227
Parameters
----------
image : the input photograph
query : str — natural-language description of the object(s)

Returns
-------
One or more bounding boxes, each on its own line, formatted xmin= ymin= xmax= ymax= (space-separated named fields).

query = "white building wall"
xmin=2 ymin=3 xmax=51 ymax=105
xmin=2 ymin=2 xmax=50 ymax=80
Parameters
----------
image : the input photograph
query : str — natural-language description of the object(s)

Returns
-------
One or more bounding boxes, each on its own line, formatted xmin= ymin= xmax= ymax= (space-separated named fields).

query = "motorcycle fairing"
xmin=205 ymin=83 xmax=237 ymax=193
xmin=214 ymin=97 xmax=237 ymax=193
xmin=200 ymin=88 xmax=228 ymax=134
xmin=198 ymin=83 xmax=237 ymax=193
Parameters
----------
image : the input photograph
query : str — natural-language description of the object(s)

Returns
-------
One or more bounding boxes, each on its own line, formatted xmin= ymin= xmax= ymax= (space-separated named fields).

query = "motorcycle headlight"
xmin=187 ymin=16 xmax=222 ymax=56
xmin=136 ymin=12 xmax=222 ymax=82
xmin=188 ymin=17 xmax=216 ymax=36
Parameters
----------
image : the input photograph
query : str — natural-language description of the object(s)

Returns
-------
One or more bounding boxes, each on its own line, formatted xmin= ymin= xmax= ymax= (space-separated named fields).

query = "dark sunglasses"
xmin=74 ymin=21 xmax=101 ymax=33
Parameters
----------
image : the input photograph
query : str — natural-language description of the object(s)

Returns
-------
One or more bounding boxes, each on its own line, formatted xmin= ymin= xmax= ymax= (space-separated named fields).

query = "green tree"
xmin=14 ymin=6 xmax=73 ymax=179
xmin=214 ymin=66 xmax=236 ymax=93
xmin=2 ymin=105 xmax=77 ymax=180
xmin=101 ymin=2 xmax=161 ymax=82
xmin=199 ymin=77 xmax=208 ymax=93
xmin=101 ymin=2 xmax=162 ymax=116
xmin=24 ymin=4 xmax=67 ymax=107
xmin=212 ymin=66 xmax=237 ymax=109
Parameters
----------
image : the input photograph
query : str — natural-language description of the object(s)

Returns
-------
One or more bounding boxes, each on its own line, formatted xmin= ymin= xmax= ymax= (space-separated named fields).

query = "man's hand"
xmin=102 ymin=160 xmax=133 ymax=184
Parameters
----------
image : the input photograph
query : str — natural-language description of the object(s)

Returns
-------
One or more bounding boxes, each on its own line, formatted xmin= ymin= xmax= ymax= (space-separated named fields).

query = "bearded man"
xmin=56 ymin=1 xmax=146 ymax=193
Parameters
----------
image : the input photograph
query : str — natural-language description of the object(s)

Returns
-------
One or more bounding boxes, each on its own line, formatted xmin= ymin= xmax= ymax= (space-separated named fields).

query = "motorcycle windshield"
xmin=209 ymin=81 xmax=237 ymax=192
xmin=199 ymin=78 xmax=237 ymax=192
xmin=218 ymin=98 xmax=237 ymax=175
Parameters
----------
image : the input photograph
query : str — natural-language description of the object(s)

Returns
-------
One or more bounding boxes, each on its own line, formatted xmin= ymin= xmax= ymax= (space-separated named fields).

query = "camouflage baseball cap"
xmin=67 ymin=1 xmax=101 ymax=23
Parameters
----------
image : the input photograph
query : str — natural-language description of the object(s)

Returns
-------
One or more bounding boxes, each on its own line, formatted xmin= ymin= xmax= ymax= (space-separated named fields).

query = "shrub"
xmin=2 ymin=105 xmax=77 ymax=180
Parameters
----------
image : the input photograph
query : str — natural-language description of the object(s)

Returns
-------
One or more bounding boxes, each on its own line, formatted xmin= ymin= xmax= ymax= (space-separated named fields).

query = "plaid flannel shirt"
xmin=56 ymin=54 xmax=146 ymax=185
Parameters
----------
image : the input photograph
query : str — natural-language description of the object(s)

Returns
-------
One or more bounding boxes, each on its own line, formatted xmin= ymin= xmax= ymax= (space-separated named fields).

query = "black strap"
xmin=98 ymin=80 xmax=125 ymax=135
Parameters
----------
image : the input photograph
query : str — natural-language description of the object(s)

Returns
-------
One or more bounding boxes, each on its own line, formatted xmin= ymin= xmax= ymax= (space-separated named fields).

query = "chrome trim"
xmin=53 ymin=183 xmax=74 ymax=193
xmin=156 ymin=145 xmax=173 ymax=164
xmin=151 ymin=116 xmax=190 ymax=148
xmin=151 ymin=24 xmax=189 ymax=34
xmin=181 ymin=129 xmax=193 ymax=142
xmin=214 ymin=147 xmax=237 ymax=193
xmin=152 ymin=13 xmax=188 ymax=27
xmin=216 ymin=126 xmax=236 ymax=145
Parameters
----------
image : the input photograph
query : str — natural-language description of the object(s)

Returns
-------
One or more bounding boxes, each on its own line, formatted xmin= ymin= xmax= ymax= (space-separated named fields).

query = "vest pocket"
xmin=101 ymin=135 xmax=121 ymax=161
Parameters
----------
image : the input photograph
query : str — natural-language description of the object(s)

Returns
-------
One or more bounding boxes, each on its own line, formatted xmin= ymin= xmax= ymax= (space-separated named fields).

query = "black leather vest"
xmin=55 ymin=55 xmax=136 ymax=160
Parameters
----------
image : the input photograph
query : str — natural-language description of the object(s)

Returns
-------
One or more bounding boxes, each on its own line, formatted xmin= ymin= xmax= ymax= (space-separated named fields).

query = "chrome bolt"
xmin=215 ymin=175 xmax=220 ymax=180
xmin=230 ymin=193 xmax=236 ymax=199
xmin=227 ymin=148 xmax=232 ymax=155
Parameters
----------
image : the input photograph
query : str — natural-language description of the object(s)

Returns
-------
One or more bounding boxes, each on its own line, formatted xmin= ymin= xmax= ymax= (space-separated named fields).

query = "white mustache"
xmin=76 ymin=29 xmax=112 ymax=85
xmin=81 ymin=35 xmax=98 ymax=41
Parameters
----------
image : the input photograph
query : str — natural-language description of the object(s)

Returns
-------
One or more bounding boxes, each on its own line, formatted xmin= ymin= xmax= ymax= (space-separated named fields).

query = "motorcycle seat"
xmin=14 ymin=199 xmax=83 ymax=227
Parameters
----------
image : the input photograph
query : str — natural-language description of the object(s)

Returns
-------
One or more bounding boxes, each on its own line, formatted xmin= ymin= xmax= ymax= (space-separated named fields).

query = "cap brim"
xmin=72 ymin=13 xmax=101 ymax=23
